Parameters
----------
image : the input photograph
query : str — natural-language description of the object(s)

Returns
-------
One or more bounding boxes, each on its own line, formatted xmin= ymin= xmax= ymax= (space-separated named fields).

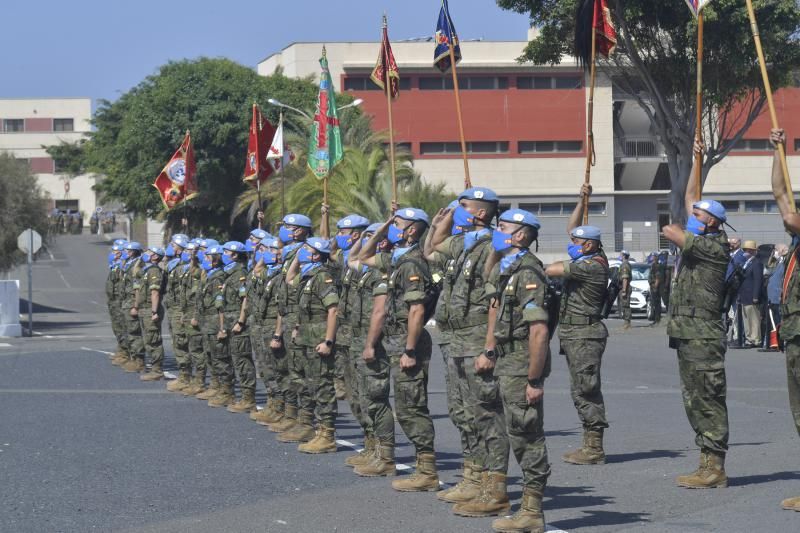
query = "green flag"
xmin=308 ymin=47 xmax=344 ymax=179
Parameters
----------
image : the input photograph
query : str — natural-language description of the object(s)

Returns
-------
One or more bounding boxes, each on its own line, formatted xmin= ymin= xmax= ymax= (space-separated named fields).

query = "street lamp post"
xmin=266 ymin=98 xmax=362 ymax=118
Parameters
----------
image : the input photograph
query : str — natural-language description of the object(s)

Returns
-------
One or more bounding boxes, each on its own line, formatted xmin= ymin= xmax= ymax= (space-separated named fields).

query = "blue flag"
xmin=433 ymin=0 xmax=460 ymax=73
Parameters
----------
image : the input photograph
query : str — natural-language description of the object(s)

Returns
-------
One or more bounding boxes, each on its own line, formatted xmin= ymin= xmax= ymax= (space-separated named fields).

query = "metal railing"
xmin=614 ymin=136 xmax=664 ymax=159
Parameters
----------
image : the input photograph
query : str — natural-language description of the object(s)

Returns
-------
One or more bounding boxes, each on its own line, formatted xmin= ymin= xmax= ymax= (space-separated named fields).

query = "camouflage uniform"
xmin=649 ymin=259 xmax=665 ymax=323
xmin=136 ymin=262 xmax=167 ymax=370
xmin=558 ymin=252 xmax=609 ymax=431
xmin=486 ymin=251 xmax=551 ymax=491
xmin=165 ymin=258 xmax=190 ymax=375
xmin=667 ymin=231 xmax=730 ymax=455
xmin=250 ymin=264 xmax=283 ymax=400
xmin=296 ymin=263 xmax=340 ymax=429
xmin=222 ymin=262 xmax=255 ymax=396
xmin=182 ymin=263 xmax=207 ymax=382
xmin=336 ymin=254 xmax=371 ymax=434
xmin=618 ymin=259 xmax=632 ymax=322
xmin=122 ymin=257 xmax=146 ymax=362
xmin=276 ymin=244 xmax=303 ymax=413
xmin=198 ymin=266 xmax=232 ymax=387
xmin=376 ymin=247 xmax=436 ymax=454
xmin=442 ymin=229 xmax=508 ymax=473
xmin=106 ymin=260 xmax=127 ymax=355
xmin=781 ymin=238 xmax=800 ymax=436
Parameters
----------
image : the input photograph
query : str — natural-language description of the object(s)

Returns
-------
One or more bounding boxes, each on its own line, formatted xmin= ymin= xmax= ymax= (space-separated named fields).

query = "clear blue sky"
xmin=0 ymin=0 xmax=531 ymax=102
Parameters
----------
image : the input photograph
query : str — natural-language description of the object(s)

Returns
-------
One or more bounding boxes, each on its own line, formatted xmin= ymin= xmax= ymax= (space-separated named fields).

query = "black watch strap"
xmin=325 ymin=339 xmax=334 ymax=347
xmin=404 ymin=348 xmax=416 ymax=358
xmin=528 ymin=377 xmax=544 ymax=388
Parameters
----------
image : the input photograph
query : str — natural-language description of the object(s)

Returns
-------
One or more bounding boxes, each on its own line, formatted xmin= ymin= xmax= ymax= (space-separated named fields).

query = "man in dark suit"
xmin=738 ymin=240 xmax=763 ymax=348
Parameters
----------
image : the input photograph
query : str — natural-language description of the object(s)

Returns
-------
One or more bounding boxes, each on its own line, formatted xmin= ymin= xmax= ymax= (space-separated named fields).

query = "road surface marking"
xmin=57 ymin=269 xmax=72 ymax=289
xmin=0 ymin=343 xmax=11 ymax=348
xmin=81 ymin=347 xmax=115 ymax=356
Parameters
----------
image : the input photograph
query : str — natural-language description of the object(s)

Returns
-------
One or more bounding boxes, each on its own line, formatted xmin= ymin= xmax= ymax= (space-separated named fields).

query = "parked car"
xmin=608 ymin=260 xmax=666 ymax=316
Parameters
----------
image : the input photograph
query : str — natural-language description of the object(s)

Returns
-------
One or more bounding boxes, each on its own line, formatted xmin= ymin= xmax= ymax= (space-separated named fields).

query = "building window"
xmin=398 ymin=77 xmax=412 ymax=90
xmin=418 ymin=76 xmax=508 ymax=90
xmin=795 ymin=138 xmax=800 ymax=152
xmin=518 ymin=140 xmax=583 ymax=153
xmin=53 ymin=118 xmax=74 ymax=132
xmin=420 ymin=141 xmax=509 ymax=154
xmin=743 ymin=199 xmax=778 ymax=213
xmin=3 ymin=119 xmax=24 ymax=132
xmin=720 ymin=200 xmax=740 ymax=213
xmin=343 ymin=77 xmax=379 ymax=91
xmin=519 ymin=202 xmax=606 ymax=216
xmin=517 ymin=76 xmax=582 ymax=89
xmin=382 ymin=142 xmax=412 ymax=152
xmin=731 ymin=138 xmax=770 ymax=151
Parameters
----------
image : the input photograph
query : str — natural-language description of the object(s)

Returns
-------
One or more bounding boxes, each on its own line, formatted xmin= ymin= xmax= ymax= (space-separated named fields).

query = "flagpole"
xmin=279 ymin=111 xmax=287 ymax=220
xmin=383 ymin=17 xmax=398 ymax=207
xmin=322 ymin=175 xmax=330 ymax=239
xmin=582 ymin=24 xmax=597 ymax=225
xmin=694 ymin=11 xmax=704 ymax=200
xmin=448 ymin=44 xmax=471 ymax=189
xmin=745 ymin=0 xmax=795 ymax=212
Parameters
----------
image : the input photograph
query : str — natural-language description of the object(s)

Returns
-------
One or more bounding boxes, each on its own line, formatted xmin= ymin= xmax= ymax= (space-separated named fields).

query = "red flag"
xmin=370 ymin=16 xmax=400 ymax=98
xmin=593 ymin=0 xmax=617 ymax=58
xmin=243 ymin=103 xmax=276 ymax=188
xmin=152 ymin=131 xmax=198 ymax=210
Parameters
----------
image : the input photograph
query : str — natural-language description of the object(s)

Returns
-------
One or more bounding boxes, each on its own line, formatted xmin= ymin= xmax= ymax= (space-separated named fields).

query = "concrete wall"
xmin=0 ymin=280 xmax=22 ymax=337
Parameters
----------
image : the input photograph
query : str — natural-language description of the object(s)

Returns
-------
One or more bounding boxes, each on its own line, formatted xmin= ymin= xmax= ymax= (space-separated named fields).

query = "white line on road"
xmin=44 ymin=245 xmax=55 ymax=261
xmin=81 ymin=346 xmax=114 ymax=356
xmin=57 ymin=269 xmax=72 ymax=289
xmin=0 ymin=343 xmax=11 ymax=348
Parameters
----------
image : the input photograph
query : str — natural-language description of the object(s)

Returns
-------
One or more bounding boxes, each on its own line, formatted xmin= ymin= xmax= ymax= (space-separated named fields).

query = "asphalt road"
xmin=1 ymin=233 xmax=799 ymax=533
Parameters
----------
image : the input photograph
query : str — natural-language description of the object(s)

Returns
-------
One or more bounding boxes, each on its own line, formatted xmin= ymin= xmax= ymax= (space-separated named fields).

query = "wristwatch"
xmin=325 ymin=339 xmax=334 ymax=347
xmin=528 ymin=377 xmax=544 ymax=389
xmin=404 ymin=348 xmax=416 ymax=358
xmin=272 ymin=334 xmax=282 ymax=341
xmin=484 ymin=349 xmax=496 ymax=361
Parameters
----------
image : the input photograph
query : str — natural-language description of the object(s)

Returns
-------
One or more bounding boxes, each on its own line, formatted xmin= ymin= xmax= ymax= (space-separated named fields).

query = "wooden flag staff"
xmin=744 ymin=0 xmax=794 ymax=211
xmin=694 ymin=12 xmax=705 ymax=200
xmin=448 ymin=44 xmax=471 ymax=189
xmin=582 ymin=24 xmax=597 ymax=225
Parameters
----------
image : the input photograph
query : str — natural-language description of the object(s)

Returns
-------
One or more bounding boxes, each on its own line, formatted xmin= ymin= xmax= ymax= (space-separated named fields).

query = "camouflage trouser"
xmin=272 ymin=335 xmax=294 ymax=407
xmin=186 ymin=324 xmax=206 ymax=378
xmin=362 ymin=335 xmax=394 ymax=445
xmin=167 ymin=310 xmax=190 ymax=371
xmin=676 ymin=338 xmax=729 ymax=454
xmin=304 ymin=346 xmax=338 ymax=427
xmin=442 ymin=345 xmax=474 ymax=459
xmin=207 ymin=332 xmax=234 ymax=387
xmin=560 ymin=337 xmax=608 ymax=430
xmin=498 ymin=374 xmax=550 ymax=491
xmin=109 ymin=303 xmax=128 ymax=354
xmin=335 ymin=343 xmax=346 ymax=386
xmin=124 ymin=308 xmax=145 ymax=359
xmin=619 ymin=287 xmax=632 ymax=321
xmin=386 ymin=330 xmax=435 ymax=454
xmin=650 ymin=285 xmax=662 ymax=322
xmin=786 ymin=338 xmax=800 ymax=436
xmin=251 ymin=324 xmax=278 ymax=397
xmin=289 ymin=340 xmax=312 ymax=414
xmin=231 ymin=332 xmax=256 ymax=394
xmin=140 ymin=311 xmax=164 ymax=369
xmin=466 ymin=361 xmax=508 ymax=473
xmin=347 ymin=333 xmax=373 ymax=434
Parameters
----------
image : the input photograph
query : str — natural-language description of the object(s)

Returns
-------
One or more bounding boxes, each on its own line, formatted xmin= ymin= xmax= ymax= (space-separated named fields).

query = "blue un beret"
xmin=571 ymin=225 xmax=602 ymax=240
xmin=693 ymin=199 xmax=727 ymax=223
xmin=250 ymin=228 xmax=268 ymax=240
xmin=365 ymin=223 xmax=383 ymax=234
xmin=499 ymin=209 xmax=541 ymax=230
xmin=458 ymin=187 xmax=498 ymax=203
xmin=124 ymin=241 xmax=143 ymax=252
xmin=282 ymin=214 xmax=312 ymax=228
xmin=337 ymin=214 xmax=370 ymax=229
xmin=306 ymin=237 xmax=332 ymax=255
xmin=222 ymin=241 xmax=246 ymax=253
xmin=395 ymin=207 xmax=430 ymax=226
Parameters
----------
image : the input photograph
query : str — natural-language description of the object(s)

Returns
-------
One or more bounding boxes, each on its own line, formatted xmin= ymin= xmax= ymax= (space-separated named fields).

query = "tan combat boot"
xmin=781 ymin=496 xmax=800 ymax=511
xmin=182 ymin=375 xmax=205 ymax=396
xmin=195 ymin=377 xmax=219 ymax=400
xmin=438 ymin=460 xmax=482 ymax=503
xmin=345 ymin=435 xmax=376 ymax=467
xmin=123 ymin=358 xmax=145 ymax=373
xmin=140 ymin=364 xmax=164 ymax=381
xmin=391 ymin=452 xmax=440 ymax=492
xmin=257 ymin=400 xmax=285 ymax=426
xmin=491 ymin=487 xmax=545 ymax=533
xmin=268 ymin=404 xmax=297 ymax=432
xmin=227 ymin=388 xmax=257 ymax=413
xmin=111 ymin=351 xmax=129 ymax=365
xmin=207 ymin=384 xmax=235 ymax=408
xmin=562 ymin=430 xmax=605 ymax=465
xmin=299 ymin=426 xmax=337 ymax=454
xmin=355 ymin=444 xmax=396 ymax=477
xmin=622 ymin=320 xmax=631 ymax=330
xmin=251 ymin=398 xmax=274 ymax=421
xmin=676 ymin=450 xmax=728 ymax=488
xmin=166 ymin=370 xmax=191 ymax=392
xmin=453 ymin=472 xmax=512 ymax=517
xmin=277 ymin=411 xmax=315 ymax=443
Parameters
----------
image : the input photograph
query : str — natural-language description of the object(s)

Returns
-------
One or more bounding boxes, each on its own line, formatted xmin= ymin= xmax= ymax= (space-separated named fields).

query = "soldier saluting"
xmin=662 ymin=139 xmax=730 ymax=489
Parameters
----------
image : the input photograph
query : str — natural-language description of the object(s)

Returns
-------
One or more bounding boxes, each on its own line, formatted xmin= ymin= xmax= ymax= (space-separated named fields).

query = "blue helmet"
xmin=306 ymin=237 xmax=332 ymax=255
xmin=124 ymin=241 xmax=143 ymax=252
xmin=499 ymin=209 xmax=541 ymax=230
xmin=692 ymin=199 xmax=727 ymax=223
xmin=222 ymin=241 xmax=246 ymax=253
xmin=570 ymin=225 xmax=602 ymax=241
xmin=395 ymin=207 xmax=430 ymax=227
xmin=170 ymin=233 xmax=189 ymax=248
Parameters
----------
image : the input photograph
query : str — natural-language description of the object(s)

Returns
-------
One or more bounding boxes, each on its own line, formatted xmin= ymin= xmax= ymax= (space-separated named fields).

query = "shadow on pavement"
xmin=18 ymin=300 xmax=77 ymax=314
xmin=728 ymin=470 xmax=800 ymax=487
xmin=550 ymin=509 xmax=650 ymax=530
xmin=605 ymin=448 xmax=685 ymax=464
xmin=31 ymin=320 xmax=98 ymax=331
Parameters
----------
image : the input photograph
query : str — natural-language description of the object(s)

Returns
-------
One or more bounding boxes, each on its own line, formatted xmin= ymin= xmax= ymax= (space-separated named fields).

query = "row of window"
xmin=418 ymin=140 xmax=583 ymax=155
xmin=519 ymin=202 xmax=607 ymax=217
xmin=728 ymin=138 xmax=800 ymax=152
xmin=2 ymin=118 xmax=74 ymax=133
xmin=343 ymin=75 xmax=582 ymax=92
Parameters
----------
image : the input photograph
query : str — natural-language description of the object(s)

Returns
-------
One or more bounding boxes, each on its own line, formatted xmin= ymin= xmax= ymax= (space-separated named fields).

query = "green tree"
xmin=0 ymin=154 xmax=49 ymax=272
xmin=64 ymin=58 xmax=324 ymax=238
xmin=497 ymin=0 xmax=800 ymax=218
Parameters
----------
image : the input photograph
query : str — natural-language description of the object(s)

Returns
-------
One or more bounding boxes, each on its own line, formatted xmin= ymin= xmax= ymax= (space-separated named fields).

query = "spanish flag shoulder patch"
xmin=409 ymin=275 xmax=420 ymax=282
xmin=525 ymin=283 xmax=538 ymax=290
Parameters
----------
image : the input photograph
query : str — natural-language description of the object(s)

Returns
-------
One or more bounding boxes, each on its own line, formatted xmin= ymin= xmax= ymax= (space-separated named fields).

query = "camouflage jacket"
xmin=558 ymin=251 xmax=609 ymax=339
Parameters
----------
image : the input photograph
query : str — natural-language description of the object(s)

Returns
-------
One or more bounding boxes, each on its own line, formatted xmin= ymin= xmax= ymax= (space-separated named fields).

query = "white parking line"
xmin=80 ymin=346 xmax=114 ymax=356
xmin=57 ymin=269 xmax=72 ymax=289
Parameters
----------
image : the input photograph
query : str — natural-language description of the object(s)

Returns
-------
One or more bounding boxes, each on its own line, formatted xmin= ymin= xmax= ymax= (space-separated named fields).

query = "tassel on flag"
xmin=266 ymin=116 xmax=295 ymax=172
xmin=152 ymin=131 xmax=198 ymax=210
xmin=433 ymin=0 xmax=461 ymax=73
xmin=575 ymin=0 xmax=617 ymax=69
xmin=371 ymin=15 xmax=400 ymax=98
xmin=243 ymin=103 xmax=276 ymax=188
xmin=684 ymin=0 xmax=712 ymax=18
xmin=308 ymin=46 xmax=344 ymax=180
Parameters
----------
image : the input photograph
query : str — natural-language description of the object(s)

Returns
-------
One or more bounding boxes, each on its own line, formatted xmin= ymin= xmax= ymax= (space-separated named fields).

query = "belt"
xmin=559 ymin=315 xmax=601 ymax=326
xmin=495 ymin=342 xmax=520 ymax=357
xmin=448 ymin=314 xmax=489 ymax=330
xmin=672 ymin=305 xmax=720 ymax=320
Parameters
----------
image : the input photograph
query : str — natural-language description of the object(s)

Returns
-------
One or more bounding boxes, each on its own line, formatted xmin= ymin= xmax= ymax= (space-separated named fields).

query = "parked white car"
xmin=608 ymin=260 xmax=663 ymax=315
